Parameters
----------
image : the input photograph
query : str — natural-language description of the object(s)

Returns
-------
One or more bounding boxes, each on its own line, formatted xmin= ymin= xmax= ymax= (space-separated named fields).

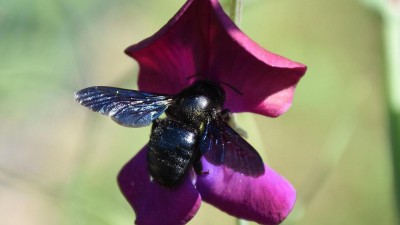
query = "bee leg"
xmin=151 ymin=118 xmax=161 ymax=130
xmin=193 ymin=150 xmax=209 ymax=175
xmin=193 ymin=160 xmax=209 ymax=175
xmin=220 ymin=109 xmax=232 ymax=121
xmin=221 ymin=109 xmax=248 ymax=139
xmin=193 ymin=160 xmax=202 ymax=174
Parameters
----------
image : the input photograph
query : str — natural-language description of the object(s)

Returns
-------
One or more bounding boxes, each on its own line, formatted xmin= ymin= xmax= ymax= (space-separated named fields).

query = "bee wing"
xmin=199 ymin=118 xmax=265 ymax=177
xmin=74 ymin=86 xmax=173 ymax=127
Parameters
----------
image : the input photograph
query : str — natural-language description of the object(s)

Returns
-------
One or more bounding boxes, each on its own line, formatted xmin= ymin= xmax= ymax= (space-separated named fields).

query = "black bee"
xmin=74 ymin=80 xmax=264 ymax=187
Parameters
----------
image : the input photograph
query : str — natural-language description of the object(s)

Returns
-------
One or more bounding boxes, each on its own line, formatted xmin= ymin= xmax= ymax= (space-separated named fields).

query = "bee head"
xmin=171 ymin=80 xmax=226 ymax=124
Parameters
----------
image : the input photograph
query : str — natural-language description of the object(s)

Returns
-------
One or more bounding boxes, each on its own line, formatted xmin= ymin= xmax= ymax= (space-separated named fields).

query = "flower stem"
xmin=361 ymin=0 xmax=400 ymax=219
xmin=229 ymin=0 xmax=243 ymax=25
xmin=382 ymin=7 xmax=400 ymax=219
xmin=229 ymin=1 xmax=247 ymax=225
xmin=236 ymin=218 xmax=249 ymax=225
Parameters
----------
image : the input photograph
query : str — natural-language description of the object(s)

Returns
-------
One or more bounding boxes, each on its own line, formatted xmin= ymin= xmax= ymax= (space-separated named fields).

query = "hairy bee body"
xmin=147 ymin=81 xmax=224 ymax=187
xmin=75 ymin=80 xmax=265 ymax=188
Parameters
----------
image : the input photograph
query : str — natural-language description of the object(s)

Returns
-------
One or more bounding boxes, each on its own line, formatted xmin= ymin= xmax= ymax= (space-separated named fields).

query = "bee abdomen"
xmin=147 ymin=119 xmax=198 ymax=187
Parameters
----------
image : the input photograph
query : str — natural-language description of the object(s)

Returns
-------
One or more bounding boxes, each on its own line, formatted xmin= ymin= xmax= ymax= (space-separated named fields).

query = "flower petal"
xmin=204 ymin=0 xmax=307 ymax=117
xmin=125 ymin=0 xmax=207 ymax=95
xmin=117 ymin=146 xmax=201 ymax=225
xmin=196 ymin=157 xmax=296 ymax=225
xmin=125 ymin=0 xmax=306 ymax=117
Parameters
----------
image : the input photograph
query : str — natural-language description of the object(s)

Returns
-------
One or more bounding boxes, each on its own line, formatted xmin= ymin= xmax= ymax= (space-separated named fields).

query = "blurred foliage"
xmin=0 ymin=0 xmax=397 ymax=225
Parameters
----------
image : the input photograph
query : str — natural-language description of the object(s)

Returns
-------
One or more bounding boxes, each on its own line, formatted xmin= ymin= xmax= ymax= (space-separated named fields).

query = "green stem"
xmin=229 ymin=0 xmax=243 ymax=25
xmin=383 ymin=9 xmax=400 ymax=220
xmin=363 ymin=0 xmax=400 ymax=220
xmin=230 ymin=1 xmax=247 ymax=225
xmin=236 ymin=218 xmax=249 ymax=225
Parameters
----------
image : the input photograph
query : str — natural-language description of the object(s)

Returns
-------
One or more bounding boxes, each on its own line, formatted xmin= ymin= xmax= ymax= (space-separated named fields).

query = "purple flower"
xmin=118 ymin=0 xmax=306 ymax=224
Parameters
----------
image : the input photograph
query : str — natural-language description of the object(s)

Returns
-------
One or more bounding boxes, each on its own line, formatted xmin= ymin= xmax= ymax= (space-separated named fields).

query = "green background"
xmin=0 ymin=0 xmax=396 ymax=224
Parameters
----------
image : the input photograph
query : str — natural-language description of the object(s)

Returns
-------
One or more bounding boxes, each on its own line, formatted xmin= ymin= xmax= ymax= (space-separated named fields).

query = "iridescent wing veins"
xmin=74 ymin=86 xmax=173 ymax=127
xmin=199 ymin=118 xmax=265 ymax=177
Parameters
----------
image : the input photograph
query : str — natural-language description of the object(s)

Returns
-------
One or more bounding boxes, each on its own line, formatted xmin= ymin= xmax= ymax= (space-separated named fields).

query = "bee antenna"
xmin=218 ymin=81 xmax=243 ymax=96
xmin=186 ymin=73 xmax=207 ymax=80
xmin=186 ymin=74 xmax=197 ymax=80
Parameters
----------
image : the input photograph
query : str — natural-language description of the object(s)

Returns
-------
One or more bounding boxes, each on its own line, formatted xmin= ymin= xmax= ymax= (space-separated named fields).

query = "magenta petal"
xmin=125 ymin=0 xmax=207 ymax=95
xmin=125 ymin=0 xmax=306 ymax=117
xmin=196 ymin=158 xmax=296 ymax=225
xmin=204 ymin=0 xmax=307 ymax=117
xmin=117 ymin=146 xmax=201 ymax=225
